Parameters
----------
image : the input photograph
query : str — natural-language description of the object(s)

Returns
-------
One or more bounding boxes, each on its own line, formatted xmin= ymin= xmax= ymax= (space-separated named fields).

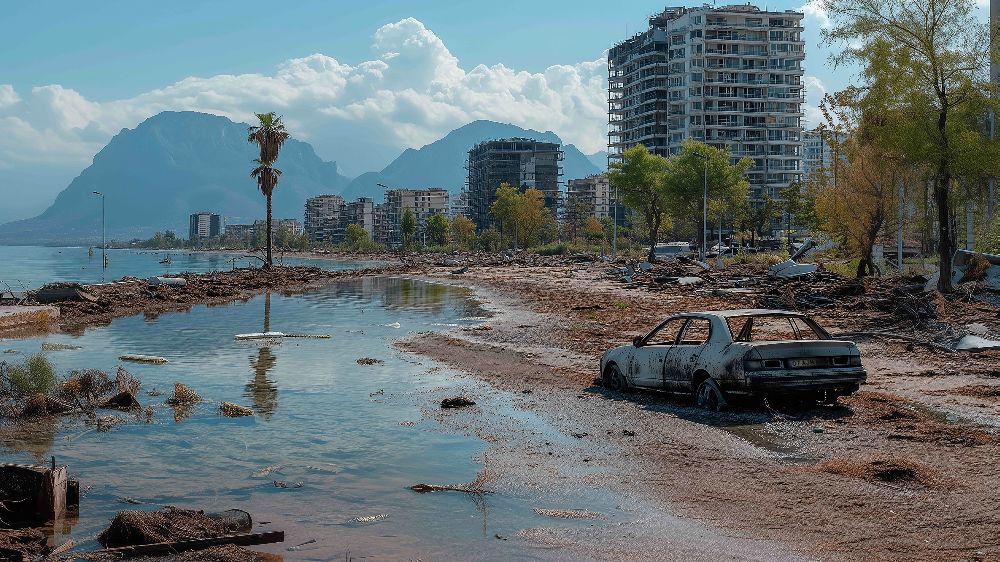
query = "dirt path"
xmin=399 ymin=263 xmax=1000 ymax=562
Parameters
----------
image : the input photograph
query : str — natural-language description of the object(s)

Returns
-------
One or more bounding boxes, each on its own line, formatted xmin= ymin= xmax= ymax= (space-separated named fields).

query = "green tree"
xmin=426 ymin=213 xmax=450 ymax=246
xmin=666 ymin=139 xmax=753 ymax=253
xmin=401 ymin=208 xmax=417 ymax=251
xmin=490 ymin=183 xmax=521 ymax=247
xmin=821 ymin=0 xmax=995 ymax=291
xmin=345 ymin=223 xmax=369 ymax=248
xmin=563 ymin=195 xmax=591 ymax=242
xmin=739 ymin=194 xmax=782 ymax=246
xmin=248 ymin=112 xmax=290 ymax=269
xmin=450 ymin=215 xmax=476 ymax=250
xmin=479 ymin=227 xmax=502 ymax=252
xmin=517 ymin=188 xmax=549 ymax=247
xmin=608 ymin=145 xmax=671 ymax=261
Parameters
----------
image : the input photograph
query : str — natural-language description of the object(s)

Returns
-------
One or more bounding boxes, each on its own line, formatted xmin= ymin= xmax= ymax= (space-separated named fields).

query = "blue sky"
xmin=0 ymin=0 xmax=985 ymax=222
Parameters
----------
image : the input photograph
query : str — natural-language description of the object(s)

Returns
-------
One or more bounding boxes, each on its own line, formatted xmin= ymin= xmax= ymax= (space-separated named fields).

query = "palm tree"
xmin=247 ymin=113 xmax=290 ymax=269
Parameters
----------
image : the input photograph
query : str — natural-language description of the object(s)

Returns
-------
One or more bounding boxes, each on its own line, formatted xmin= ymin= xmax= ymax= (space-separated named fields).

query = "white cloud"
xmin=0 ymin=18 xmax=609 ymax=175
xmin=803 ymin=75 xmax=827 ymax=129
xmin=800 ymin=0 xmax=832 ymax=29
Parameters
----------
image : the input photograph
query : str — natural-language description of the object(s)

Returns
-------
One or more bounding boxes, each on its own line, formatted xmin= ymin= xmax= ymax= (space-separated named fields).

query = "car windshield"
xmin=728 ymin=315 xmax=824 ymax=342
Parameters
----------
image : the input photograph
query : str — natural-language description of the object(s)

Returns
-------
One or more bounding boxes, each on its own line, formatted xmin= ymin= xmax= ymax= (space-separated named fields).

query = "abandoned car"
xmin=600 ymin=309 xmax=866 ymax=410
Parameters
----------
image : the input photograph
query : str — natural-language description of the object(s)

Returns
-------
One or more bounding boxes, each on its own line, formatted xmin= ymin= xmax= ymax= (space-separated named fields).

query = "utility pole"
xmin=897 ymin=177 xmax=904 ymax=271
xmin=611 ymin=185 xmax=618 ymax=258
xmin=92 ymin=191 xmax=106 ymax=282
xmin=695 ymin=153 xmax=709 ymax=262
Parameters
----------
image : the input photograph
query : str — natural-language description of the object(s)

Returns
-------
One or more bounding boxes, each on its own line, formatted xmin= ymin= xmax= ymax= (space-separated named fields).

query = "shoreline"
xmin=394 ymin=262 xmax=1000 ymax=561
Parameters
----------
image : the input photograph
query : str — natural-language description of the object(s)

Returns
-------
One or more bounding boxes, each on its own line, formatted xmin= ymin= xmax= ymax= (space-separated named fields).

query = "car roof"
xmin=673 ymin=309 xmax=803 ymax=319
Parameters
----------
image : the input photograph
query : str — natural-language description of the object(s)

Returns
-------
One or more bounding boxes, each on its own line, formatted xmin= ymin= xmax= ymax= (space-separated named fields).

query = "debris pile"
xmin=1 ymin=363 xmax=142 ymax=420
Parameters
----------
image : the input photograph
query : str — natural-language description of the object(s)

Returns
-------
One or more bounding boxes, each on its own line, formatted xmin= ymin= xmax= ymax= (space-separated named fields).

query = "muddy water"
xmin=0 ymin=277 xmax=603 ymax=560
xmin=0 ymin=245 xmax=377 ymax=288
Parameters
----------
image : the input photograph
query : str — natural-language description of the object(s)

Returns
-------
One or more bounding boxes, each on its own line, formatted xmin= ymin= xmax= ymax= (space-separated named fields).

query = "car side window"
xmin=678 ymin=318 xmax=711 ymax=345
xmin=645 ymin=319 xmax=685 ymax=346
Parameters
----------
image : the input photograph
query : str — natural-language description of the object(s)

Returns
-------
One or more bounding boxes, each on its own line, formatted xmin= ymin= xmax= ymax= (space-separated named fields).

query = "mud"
xmin=398 ymin=261 xmax=1000 ymax=561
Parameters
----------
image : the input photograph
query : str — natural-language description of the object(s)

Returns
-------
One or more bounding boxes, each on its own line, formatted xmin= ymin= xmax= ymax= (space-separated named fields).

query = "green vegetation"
xmin=426 ymin=213 xmax=449 ymax=246
xmin=248 ymin=112 xmax=291 ymax=269
xmin=401 ymin=208 xmax=417 ymax=252
xmin=6 ymin=354 xmax=56 ymax=396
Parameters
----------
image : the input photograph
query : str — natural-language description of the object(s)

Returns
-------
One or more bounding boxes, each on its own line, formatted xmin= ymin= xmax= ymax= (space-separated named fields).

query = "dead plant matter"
xmin=0 ymin=528 xmax=48 ymax=560
xmin=167 ymin=383 xmax=201 ymax=405
xmin=97 ymin=506 xmax=226 ymax=547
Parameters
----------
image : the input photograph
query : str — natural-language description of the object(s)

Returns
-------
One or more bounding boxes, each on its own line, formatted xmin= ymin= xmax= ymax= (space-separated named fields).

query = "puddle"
xmin=0 ymin=277 xmax=609 ymax=560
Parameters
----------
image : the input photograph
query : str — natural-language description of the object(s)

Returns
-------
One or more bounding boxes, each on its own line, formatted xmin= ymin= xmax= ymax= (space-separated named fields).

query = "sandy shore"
xmin=397 ymin=261 xmax=1000 ymax=561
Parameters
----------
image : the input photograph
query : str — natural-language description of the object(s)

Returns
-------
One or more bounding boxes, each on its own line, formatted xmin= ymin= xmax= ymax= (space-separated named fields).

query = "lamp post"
xmin=694 ymin=153 xmax=709 ymax=262
xmin=612 ymin=183 xmax=618 ymax=258
xmin=92 ymin=191 xmax=106 ymax=281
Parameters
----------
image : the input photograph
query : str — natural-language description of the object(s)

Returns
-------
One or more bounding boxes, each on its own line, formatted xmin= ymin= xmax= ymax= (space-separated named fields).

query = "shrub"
xmin=8 ymin=353 xmax=56 ymax=395
xmin=534 ymin=242 xmax=570 ymax=256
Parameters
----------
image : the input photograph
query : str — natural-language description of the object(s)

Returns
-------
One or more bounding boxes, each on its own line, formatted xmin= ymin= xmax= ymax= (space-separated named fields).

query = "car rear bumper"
xmin=739 ymin=368 xmax=867 ymax=394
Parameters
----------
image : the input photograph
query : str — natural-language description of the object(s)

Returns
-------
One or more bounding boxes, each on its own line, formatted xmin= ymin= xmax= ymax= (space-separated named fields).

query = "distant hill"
xmin=0 ymin=111 xmax=350 ymax=244
xmin=585 ymin=150 xmax=609 ymax=171
xmin=339 ymin=120 xmax=602 ymax=201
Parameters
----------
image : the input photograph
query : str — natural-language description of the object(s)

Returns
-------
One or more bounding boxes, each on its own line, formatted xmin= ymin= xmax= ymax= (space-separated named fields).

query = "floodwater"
xmin=0 ymin=245 xmax=376 ymax=289
xmin=0 ymin=277 xmax=605 ymax=560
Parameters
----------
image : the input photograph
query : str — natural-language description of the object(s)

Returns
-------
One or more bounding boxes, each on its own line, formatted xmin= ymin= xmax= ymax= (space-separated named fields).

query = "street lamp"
xmin=92 ymin=191 xmax=106 ymax=280
xmin=694 ymin=153 xmax=709 ymax=262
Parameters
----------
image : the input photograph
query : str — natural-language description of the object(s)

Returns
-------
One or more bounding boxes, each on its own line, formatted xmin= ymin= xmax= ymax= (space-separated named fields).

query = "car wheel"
xmin=819 ymin=391 xmax=839 ymax=406
xmin=695 ymin=378 xmax=728 ymax=412
xmin=604 ymin=364 xmax=628 ymax=392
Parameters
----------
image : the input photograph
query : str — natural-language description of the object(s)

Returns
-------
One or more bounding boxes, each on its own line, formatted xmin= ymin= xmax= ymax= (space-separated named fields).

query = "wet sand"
xmin=398 ymin=262 xmax=1000 ymax=561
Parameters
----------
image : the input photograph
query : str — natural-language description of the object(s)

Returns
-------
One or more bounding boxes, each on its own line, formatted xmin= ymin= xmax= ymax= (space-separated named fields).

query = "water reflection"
xmin=245 ymin=293 xmax=279 ymax=419
xmin=0 ymin=415 xmax=58 ymax=461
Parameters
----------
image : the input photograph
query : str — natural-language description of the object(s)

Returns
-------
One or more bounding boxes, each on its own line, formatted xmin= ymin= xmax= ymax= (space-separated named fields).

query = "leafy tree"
xmin=821 ymin=0 xmax=996 ymax=291
xmin=479 ymin=227 xmax=502 ymax=252
xmin=401 ymin=208 xmax=416 ymax=251
xmin=738 ymin=194 xmax=782 ymax=246
xmin=583 ymin=216 xmax=605 ymax=245
xmin=248 ymin=112 xmax=290 ymax=268
xmin=666 ymin=139 xmax=753 ymax=253
xmin=814 ymin=141 xmax=908 ymax=277
xmin=517 ymin=188 xmax=549 ymax=248
xmin=450 ymin=215 xmax=476 ymax=250
xmin=345 ymin=223 xmax=369 ymax=248
xmin=563 ymin=195 xmax=591 ymax=242
xmin=608 ymin=145 xmax=671 ymax=261
xmin=426 ymin=213 xmax=449 ymax=246
xmin=490 ymin=183 xmax=521 ymax=247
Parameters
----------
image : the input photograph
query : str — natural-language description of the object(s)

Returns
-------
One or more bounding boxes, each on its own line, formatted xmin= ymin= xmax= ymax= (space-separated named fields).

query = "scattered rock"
xmin=220 ymin=402 xmax=254 ymax=417
xmin=441 ymin=396 xmax=476 ymax=409
xmin=356 ymin=357 xmax=383 ymax=365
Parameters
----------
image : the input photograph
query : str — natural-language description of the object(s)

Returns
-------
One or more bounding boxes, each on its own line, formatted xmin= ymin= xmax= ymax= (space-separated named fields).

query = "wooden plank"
xmin=96 ymin=531 xmax=284 ymax=558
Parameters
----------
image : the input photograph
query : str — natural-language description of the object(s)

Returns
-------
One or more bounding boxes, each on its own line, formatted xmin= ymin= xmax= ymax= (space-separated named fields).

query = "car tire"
xmin=695 ymin=378 xmax=728 ymax=412
xmin=604 ymin=364 xmax=628 ymax=392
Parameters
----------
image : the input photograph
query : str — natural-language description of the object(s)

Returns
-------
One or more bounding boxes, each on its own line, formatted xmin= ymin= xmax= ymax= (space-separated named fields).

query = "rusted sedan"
xmin=600 ymin=309 xmax=866 ymax=410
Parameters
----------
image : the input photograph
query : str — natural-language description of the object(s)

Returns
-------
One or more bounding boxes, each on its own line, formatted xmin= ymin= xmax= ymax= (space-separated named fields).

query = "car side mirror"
xmin=632 ymin=336 xmax=643 ymax=347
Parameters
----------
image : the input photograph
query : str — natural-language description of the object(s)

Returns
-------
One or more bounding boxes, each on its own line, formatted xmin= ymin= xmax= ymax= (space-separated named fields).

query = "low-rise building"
xmin=566 ymin=174 xmax=613 ymax=220
xmin=384 ymin=188 xmax=450 ymax=247
xmin=224 ymin=223 xmax=254 ymax=242
xmin=254 ymin=218 xmax=302 ymax=237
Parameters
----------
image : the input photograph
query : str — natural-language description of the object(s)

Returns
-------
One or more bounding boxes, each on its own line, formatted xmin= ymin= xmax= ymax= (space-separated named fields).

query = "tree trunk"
xmin=648 ymin=214 xmax=661 ymax=263
xmin=265 ymin=193 xmax=273 ymax=269
xmin=934 ymin=171 xmax=954 ymax=292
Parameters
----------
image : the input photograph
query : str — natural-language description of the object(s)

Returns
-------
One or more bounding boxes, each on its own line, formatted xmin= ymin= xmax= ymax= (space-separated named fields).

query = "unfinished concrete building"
xmin=566 ymin=174 xmax=613 ymax=220
xmin=384 ymin=188 xmax=450 ymax=247
xmin=304 ymin=194 xmax=346 ymax=245
xmin=608 ymin=5 xmax=805 ymax=204
xmin=466 ymin=139 xmax=563 ymax=230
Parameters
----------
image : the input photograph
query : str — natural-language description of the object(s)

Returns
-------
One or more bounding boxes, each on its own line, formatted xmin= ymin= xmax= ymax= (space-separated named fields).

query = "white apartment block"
xmin=566 ymin=174 xmax=613 ymax=220
xmin=609 ymin=4 xmax=805 ymax=204
xmin=801 ymin=128 xmax=846 ymax=180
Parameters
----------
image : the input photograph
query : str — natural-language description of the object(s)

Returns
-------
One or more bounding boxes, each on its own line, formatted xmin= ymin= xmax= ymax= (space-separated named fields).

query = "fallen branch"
xmin=409 ymin=483 xmax=489 ymax=494
xmin=93 ymin=531 xmax=284 ymax=558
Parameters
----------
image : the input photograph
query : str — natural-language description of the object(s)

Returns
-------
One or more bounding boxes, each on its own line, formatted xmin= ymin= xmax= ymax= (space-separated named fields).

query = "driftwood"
xmin=409 ymin=483 xmax=489 ymax=494
xmin=94 ymin=531 xmax=284 ymax=558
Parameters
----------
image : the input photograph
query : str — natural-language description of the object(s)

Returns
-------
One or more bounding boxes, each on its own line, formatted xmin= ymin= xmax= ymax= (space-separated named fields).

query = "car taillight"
xmin=744 ymin=358 xmax=782 ymax=370
xmin=849 ymin=356 xmax=862 ymax=366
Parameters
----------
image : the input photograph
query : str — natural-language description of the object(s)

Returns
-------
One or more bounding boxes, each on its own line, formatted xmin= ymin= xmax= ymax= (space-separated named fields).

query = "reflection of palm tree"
xmin=245 ymin=292 xmax=278 ymax=419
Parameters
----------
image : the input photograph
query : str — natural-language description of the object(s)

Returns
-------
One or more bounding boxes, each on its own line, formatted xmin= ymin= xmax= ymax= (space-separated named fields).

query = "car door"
xmin=663 ymin=317 xmax=713 ymax=391
xmin=629 ymin=318 xmax=685 ymax=388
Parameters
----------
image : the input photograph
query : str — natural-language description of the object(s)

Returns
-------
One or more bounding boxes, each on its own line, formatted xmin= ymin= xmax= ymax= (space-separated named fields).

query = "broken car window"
xmin=729 ymin=315 xmax=822 ymax=342
xmin=678 ymin=318 xmax=711 ymax=345
xmin=645 ymin=318 xmax=685 ymax=346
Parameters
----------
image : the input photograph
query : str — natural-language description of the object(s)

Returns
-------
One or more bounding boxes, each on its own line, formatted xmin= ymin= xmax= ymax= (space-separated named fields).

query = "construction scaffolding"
xmin=466 ymin=138 xmax=563 ymax=230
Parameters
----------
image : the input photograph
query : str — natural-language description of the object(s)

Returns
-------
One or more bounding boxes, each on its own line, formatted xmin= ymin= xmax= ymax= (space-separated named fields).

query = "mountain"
xmin=0 ymin=111 xmax=350 ymax=244
xmin=339 ymin=120 xmax=602 ymax=201
xmin=585 ymin=150 xmax=609 ymax=171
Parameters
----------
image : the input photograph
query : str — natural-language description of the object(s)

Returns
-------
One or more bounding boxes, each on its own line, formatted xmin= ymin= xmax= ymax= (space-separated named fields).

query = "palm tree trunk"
xmin=266 ymin=193 xmax=273 ymax=269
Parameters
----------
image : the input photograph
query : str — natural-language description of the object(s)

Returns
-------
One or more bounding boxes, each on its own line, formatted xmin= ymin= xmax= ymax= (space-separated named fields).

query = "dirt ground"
xmin=397 ymin=259 xmax=1000 ymax=562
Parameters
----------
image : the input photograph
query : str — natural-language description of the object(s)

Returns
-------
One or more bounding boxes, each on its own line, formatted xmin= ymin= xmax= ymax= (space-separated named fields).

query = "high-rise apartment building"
xmin=188 ymin=212 xmax=221 ymax=242
xmin=344 ymin=197 xmax=376 ymax=239
xmin=304 ymin=194 xmax=346 ymax=244
xmin=801 ymin=128 xmax=846 ymax=180
xmin=608 ymin=5 xmax=805 ymax=203
xmin=466 ymin=139 xmax=563 ymax=229
xmin=384 ymin=188 xmax=450 ymax=247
